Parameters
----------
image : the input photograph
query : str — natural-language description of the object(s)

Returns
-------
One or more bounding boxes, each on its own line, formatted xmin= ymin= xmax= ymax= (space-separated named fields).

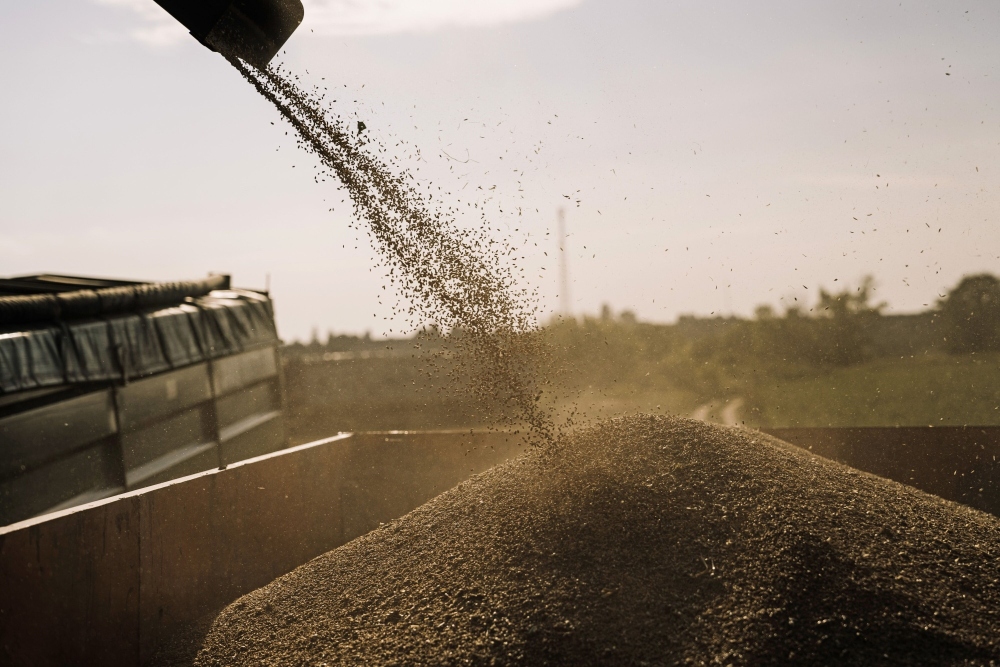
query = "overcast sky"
xmin=1 ymin=0 xmax=998 ymax=341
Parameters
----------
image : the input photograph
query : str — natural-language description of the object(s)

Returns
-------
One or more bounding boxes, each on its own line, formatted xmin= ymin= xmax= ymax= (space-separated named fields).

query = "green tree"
xmin=939 ymin=274 xmax=1000 ymax=353
xmin=812 ymin=275 xmax=885 ymax=366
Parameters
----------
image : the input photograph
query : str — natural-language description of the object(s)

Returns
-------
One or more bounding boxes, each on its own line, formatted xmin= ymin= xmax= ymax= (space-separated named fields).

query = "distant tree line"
xmin=284 ymin=273 xmax=1000 ymax=363
xmin=280 ymin=273 xmax=1000 ymax=427
xmin=938 ymin=274 xmax=1000 ymax=353
xmin=540 ymin=273 xmax=1000 ymax=402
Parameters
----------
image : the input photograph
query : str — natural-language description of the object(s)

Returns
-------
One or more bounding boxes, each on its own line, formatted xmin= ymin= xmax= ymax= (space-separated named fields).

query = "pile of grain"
xmin=230 ymin=59 xmax=556 ymax=444
xmin=195 ymin=416 xmax=1000 ymax=665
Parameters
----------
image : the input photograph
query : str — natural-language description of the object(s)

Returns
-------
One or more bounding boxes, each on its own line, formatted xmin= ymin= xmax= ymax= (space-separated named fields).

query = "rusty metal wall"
xmin=0 ymin=495 xmax=142 ymax=665
xmin=0 ymin=430 xmax=525 ymax=667
xmin=762 ymin=426 xmax=1000 ymax=516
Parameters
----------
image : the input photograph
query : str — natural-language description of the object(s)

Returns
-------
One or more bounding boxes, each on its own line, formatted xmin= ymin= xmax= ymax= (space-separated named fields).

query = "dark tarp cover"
xmin=0 ymin=291 xmax=278 ymax=394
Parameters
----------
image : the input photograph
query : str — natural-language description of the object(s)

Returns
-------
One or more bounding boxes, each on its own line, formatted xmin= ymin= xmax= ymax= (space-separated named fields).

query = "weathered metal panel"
xmin=0 ymin=495 xmax=141 ymax=667
xmin=0 ymin=438 xmax=122 ymax=525
xmin=125 ymin=441 xmax=219 ymax=490
xmin=215 ymin=379 xmax=279 ymax=429
xmin=763 ymin=426 xmax=1000 ymax=515
xmin=0 ymin=430 xmax=527 ymax=666
xmin=137 ymin=435 xmax=351 ymax=663
xmin=121 ymin=408 xmax=213 ymax=477
xmin=211 ymin=348 xmax=277 ymax=397
xmin=0 ymin=389 xmax=117 ymax=478
xmin=218 ymin=412 xmax=285 ymax=464
xmin=340 ymin=431 xmax=527 ymax=542
xmin=117 ymin=364 xmax=212 ymax=431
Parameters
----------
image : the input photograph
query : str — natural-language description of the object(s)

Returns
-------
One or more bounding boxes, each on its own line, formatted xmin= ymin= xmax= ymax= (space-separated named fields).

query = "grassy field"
xmin=280 ymin=316 xmax=1000 ymax=439
xmin=745 ymin=352 xmax=1000 ymax=427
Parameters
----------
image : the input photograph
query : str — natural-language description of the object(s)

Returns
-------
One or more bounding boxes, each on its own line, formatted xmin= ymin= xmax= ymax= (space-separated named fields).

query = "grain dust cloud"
xmin=229 ymin=57 xmax=559 ymax=445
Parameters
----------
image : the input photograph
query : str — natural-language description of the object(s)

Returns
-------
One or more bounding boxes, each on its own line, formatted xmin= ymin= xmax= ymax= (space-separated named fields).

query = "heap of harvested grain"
xmin=195 ymin=416 xmax=1000 ymax=666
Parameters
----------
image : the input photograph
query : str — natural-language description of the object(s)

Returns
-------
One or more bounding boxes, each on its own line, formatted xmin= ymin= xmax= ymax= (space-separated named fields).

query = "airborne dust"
xmin=229 ymin=57 xmax=562 ymax=445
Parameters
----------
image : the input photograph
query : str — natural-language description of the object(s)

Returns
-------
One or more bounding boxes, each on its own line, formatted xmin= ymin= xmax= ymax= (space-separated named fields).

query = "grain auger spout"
xmin=152 ymin=0 xmax=304 ymax=68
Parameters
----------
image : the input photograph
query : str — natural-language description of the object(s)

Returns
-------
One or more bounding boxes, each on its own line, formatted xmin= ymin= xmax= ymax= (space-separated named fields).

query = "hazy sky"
xmin=1 ymin=0 xmax=998 ymax=340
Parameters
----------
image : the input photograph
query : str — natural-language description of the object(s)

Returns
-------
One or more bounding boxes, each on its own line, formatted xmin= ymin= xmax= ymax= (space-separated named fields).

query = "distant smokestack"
xmin=558 ymin=208 xmax=570 ymax=317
